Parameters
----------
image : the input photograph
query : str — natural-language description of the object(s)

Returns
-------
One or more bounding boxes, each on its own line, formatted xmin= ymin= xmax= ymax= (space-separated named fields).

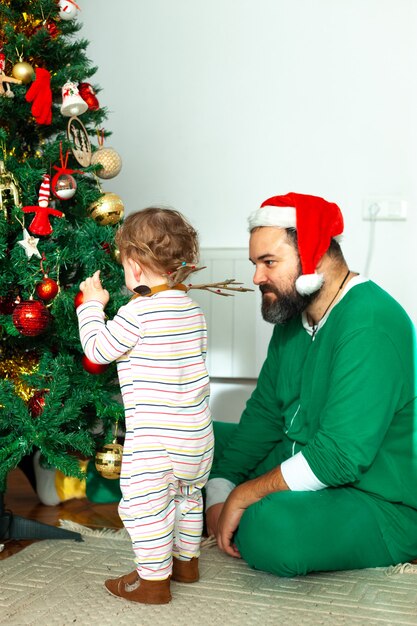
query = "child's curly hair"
xmin=115 ymin=207 xmax=200 ymax=285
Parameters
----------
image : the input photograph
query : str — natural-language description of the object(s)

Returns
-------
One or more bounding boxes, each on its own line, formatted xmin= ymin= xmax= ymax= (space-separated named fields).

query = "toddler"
xmin=76 ymin=207 xmax=214 ymax=604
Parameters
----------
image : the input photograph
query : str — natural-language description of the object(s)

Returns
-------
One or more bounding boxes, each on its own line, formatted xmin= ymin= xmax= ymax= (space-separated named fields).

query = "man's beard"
xmin=260 ymin=281 xmax=319 ymax=325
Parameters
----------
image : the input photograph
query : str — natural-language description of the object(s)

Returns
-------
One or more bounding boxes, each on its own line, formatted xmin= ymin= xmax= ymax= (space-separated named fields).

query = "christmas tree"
xmin=0 ymin=0 xmax=127 ymax=511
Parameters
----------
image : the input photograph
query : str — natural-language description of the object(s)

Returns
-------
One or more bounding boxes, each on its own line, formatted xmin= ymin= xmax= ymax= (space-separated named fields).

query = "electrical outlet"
xmin=362 ymin=197 xmax=408 ymax=221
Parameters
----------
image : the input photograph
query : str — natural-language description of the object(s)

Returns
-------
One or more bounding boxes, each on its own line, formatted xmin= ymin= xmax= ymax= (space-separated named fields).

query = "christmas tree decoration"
xmin=0 ymin=0 xmax=126 ymax=510
xmin=21 ymin=11 xmax=42 ymax=36
xmin=44 ymin=21 xmax=60 ymax=38
xmin=51 ymin=172 xmax=77 ymax=200
xmin=0 ymin=347 xmax=39 ymax=403
xmin=51 ymin=144 xmax=81 ymax=200
xmin=36 ymin=275 xmax=59 ymax=301
xmin=0 ymin=52 xmax=22 ymax=98
xmin=27 ymin=389 xmax=48 ymax=418
xmin=74 ymin=290 xmax=84 ymax=308
xmin=78 ymin=82 xmax=100 ymax=111
xmin=25 ymin=68 xmax=53 ymax=125
xmin=0 ymin=160 xmax=22 ymax=217
xmin=91 ymin=146 xmax=122 ymax=179
xmin=82 ymin=354 xmax=109 ymax=374
xmin=91 ymin=130 xmax=122 ymax=179
xmin=61 ymin=81 xmax=88 ymax=117
xmin=95 ymin=440 xmax=123 ymax=479
xmin=12 ymin=298 xmax=50 ymax=336
xmin=38 ymin=174 xmax=51 ymax=207
xmin=67 ymin=116 xmax=91 ymax=167
xmin=87 ymin=192 xmax=124 ymax=226
xmin=22 ymin=175 xmax=64 ymax=236
xmin=32 ymin=18 xmax=60 ymax=38
xmin=58 ymin=0 xmax=80 ymax=21
xmin=0 ymin=296 xmax=15 ymax=314
xmin=113 ymin=247 xmax=121 ymax=264
xmin=12 ymin=61 xmax=35 ymax=85
xmin=17 ymin=228 xmax=41 ymax=259
xmin=0 ymin=290 xmax=19 ymax=314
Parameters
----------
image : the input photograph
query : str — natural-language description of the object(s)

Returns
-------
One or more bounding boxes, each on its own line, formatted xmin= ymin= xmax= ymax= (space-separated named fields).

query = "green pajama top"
xmin=211 ymin=281 xmax=417 ymax=509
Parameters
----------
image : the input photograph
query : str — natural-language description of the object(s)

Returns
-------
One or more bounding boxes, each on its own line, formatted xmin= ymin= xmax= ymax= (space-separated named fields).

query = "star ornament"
xmin=18 ymin=229 xmax=41 ymax=259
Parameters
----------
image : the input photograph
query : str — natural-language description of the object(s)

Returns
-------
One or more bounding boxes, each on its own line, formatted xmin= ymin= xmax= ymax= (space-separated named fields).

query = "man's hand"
xmin=79 ymin=270 xmax=109 ymax=307
xmin=216 ymin=483 xmax=253 ymax=558
xmin=215 ymin=466 xmax=289 ymax=558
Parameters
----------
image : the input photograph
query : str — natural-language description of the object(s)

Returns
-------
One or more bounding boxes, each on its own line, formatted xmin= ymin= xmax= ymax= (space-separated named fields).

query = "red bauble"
xmin=82 ymin=354 xmax=109 ymax=375
xmin=12 ymin=299 xmax=50 ymax=336
xmin=74 ymin=290 xmax=84 ymax=308
xmin=78 ymin=82 xmax=100 ymax=111
xmin=36 ymin=276 xmax=59 ymax=301
xmin=28 ymin=390 xmax=47 ymax=418
xmin=44 ymin=21 xmax=59 ymax=37
xmin=33 ymin=20 xmax=60 ymax=38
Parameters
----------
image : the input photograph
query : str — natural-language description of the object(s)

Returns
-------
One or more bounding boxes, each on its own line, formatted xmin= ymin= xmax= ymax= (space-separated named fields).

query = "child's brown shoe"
xmin=106 ymin=569 xmax=138 ymax=586
xmin=172 ymin=556 xmax=199 ymax=583
xmin=105 ymin=572 xmax=171 ymax=604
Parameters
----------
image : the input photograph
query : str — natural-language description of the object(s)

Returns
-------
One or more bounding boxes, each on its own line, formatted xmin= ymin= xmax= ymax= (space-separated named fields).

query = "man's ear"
xmin=128 ymin=258 xmax=142 ymax=282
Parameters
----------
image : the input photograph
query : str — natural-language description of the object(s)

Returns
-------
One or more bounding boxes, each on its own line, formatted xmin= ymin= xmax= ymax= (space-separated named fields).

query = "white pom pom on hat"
xmin=248 ymin=192 xmax=344 ymax=295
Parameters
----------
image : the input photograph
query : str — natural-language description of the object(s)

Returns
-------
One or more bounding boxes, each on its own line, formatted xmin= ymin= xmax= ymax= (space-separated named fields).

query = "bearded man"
xmin=205 ymin=192 xmax=417 ymax=577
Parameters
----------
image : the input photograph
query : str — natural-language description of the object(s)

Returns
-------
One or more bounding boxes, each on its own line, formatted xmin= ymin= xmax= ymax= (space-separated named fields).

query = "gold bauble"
xmin=95 ymin=441 xmax=123 ymax=479
xmin=91 ymin=147 xmax=122 ymax=179
xmin=12 ymin=62 xmax=35 ymax=84
xmin=87 ymin=192 xmax=124 ymax=226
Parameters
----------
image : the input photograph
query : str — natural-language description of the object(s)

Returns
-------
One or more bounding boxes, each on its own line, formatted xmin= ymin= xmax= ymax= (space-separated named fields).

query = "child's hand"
xmin=79 ymin=270 xmax=110 ymax=307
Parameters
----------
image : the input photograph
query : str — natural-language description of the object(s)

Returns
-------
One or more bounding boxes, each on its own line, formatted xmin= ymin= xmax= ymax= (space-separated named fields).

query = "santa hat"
xmin=248 ymin=192 xmax=344 ymax=295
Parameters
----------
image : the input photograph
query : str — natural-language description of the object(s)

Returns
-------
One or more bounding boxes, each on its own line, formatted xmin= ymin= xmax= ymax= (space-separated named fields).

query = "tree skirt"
xmin=1 ymin=521 xmax=417 ymax=626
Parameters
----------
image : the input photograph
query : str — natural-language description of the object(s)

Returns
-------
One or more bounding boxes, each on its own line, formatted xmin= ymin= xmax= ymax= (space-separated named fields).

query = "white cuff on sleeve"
xmin=205 ymin=477 xmax=236 ymax=510
xmin=281 ymin=452 xmax=327 ymax=491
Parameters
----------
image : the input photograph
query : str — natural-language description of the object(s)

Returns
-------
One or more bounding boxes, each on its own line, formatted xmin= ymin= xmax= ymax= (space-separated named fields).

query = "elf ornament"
xmin=91 ymin=131 xmax=122 ymax=179
xmin=22 ymin=174 xmax=64 ymax=236
xmin=51 ymin=144 xmax=81 ymax=200
xmin=12 ymin=298 xmax=50 ymax=336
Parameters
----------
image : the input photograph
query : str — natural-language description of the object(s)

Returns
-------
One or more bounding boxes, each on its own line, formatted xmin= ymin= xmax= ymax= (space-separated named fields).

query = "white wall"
xmin=78 ymin=0 xmax=417 ymax=329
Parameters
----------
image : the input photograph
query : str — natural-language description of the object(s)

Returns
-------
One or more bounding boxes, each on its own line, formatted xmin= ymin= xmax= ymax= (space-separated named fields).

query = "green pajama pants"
xmin=213 ymin=422 xmax=417 ymax=577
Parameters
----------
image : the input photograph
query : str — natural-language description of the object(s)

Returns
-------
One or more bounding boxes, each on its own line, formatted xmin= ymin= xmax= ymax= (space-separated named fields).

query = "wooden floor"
xmin=1 ymin=467 xmax=122 ymax=561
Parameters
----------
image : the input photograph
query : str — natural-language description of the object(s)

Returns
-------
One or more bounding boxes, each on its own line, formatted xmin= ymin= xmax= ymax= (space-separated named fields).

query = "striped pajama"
xmin=77 ymin=290 xmax=214 ymax=580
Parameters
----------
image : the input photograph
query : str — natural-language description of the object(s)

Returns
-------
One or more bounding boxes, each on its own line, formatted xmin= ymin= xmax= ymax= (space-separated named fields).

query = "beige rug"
xmin=1 ymin=521 xmax=417 ymax=626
